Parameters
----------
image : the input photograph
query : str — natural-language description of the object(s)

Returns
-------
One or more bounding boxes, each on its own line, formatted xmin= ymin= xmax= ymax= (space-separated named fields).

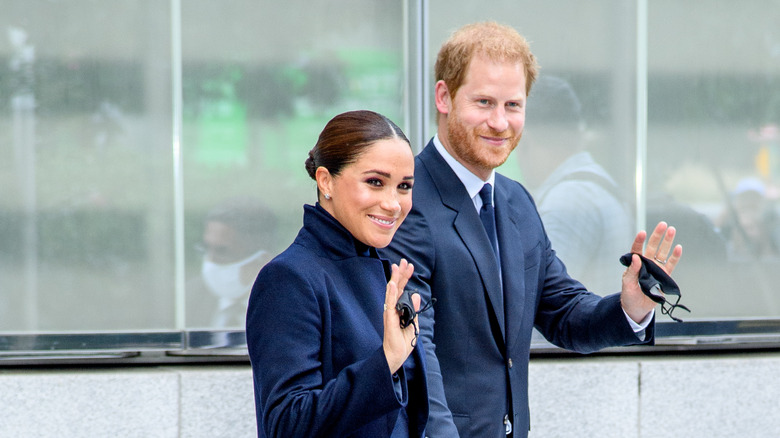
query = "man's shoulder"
xmin=411 ymin=144 xmax=454 ymax=201
xmin=496 ymin=172 xmax=528 ymax=191
xmin=495 ymin=172 xmax=535 ymax=204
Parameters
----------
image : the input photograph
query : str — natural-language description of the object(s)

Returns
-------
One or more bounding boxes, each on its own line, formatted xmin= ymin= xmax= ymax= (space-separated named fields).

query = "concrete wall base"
xmin=2 ymin=352 xmax=779 ymax=437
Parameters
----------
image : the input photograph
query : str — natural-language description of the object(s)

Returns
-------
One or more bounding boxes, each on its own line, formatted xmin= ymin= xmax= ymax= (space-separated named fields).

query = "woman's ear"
xmin=315 ymin=166 xmax=332 ymax=200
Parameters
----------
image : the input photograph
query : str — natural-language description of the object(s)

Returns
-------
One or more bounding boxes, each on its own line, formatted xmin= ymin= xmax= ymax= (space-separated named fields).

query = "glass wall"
xmin=0 ymin=0 xmax=407 ymax=345
xmin=1 ymin=0 xmax=780 ymax=355
xmin=1 ymin=1 xmax=176 ymax=332
xmin=178 ymin=0 xmax=407 ymax=330
xmin=645 ymin=0 xmax=780 ymax=320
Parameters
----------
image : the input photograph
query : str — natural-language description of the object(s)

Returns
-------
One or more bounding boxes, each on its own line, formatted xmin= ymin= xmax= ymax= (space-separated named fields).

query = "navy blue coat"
xmin=247 ymin=204 xmax=429 ymax=438
xmin=379 ymin=141 xmax=652 ymax=438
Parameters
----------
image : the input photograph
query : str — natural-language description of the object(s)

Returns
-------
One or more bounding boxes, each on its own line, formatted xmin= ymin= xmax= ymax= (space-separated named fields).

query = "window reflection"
xmin=1 ymin=1 xmax=175 ymax=331
xmin=180 ymin=0 xmax=406 ymax=330
xmin=0 ymin=0 xmax=778 ymax=348
xmin=646 ymin=0 xmax=780 ymax=318
xmin=187 ymin=198 xmax=276 ymax=328
xmin=520 ymin=75 xmax=634 ymax=295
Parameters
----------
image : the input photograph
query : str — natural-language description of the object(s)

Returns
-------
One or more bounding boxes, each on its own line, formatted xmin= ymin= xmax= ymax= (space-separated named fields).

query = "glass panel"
xmin=0 ymin=1 xmax=175 ymax=331
xmin=647 ymin=0 xmax=780 ymax=319
xmin=427 ymin=0 xmax=639 ymax=295
xmin=2 ymin=0 xmax=776 ymax=354
xmin=180 ymin=0 xmax=407 ymax=330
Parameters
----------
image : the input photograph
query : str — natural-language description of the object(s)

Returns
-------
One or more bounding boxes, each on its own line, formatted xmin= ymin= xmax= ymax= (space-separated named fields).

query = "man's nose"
xmin=487 ymin=106 xmax=509 ymax=132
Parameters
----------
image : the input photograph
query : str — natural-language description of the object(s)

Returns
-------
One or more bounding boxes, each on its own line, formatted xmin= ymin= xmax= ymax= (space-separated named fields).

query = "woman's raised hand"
xmin=382 ymin=258 xmax=419 ymax=374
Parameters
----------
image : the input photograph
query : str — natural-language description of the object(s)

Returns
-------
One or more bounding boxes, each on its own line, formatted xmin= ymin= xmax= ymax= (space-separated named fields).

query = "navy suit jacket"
xmin=247 ymin=204 xmax=429 ymax=438
xmin=379 ymin=141 xmax=652 ymax=438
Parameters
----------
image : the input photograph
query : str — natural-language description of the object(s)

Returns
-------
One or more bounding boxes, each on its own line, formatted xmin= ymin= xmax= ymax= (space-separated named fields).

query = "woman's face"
xmin=319 ymin=138 xmax=414 ymax=248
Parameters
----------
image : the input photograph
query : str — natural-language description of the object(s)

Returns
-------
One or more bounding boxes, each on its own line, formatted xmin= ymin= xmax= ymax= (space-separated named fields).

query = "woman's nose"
xmin=381 ymin=190 xmax=401 ymax=213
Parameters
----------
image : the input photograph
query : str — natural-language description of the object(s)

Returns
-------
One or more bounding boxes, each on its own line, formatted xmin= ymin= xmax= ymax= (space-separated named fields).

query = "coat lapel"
xmin=495 ymin=176 xmax=527 ymax=351
xmin=419 ymin=143 xmax=506 ymax=343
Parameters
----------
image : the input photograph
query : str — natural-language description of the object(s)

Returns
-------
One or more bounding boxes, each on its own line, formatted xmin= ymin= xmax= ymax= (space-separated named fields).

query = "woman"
xmin=246 ymin=110 xmax=429 ymax=437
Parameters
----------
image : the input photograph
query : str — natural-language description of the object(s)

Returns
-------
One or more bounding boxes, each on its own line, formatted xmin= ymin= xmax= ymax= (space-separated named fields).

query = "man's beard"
xmin=445 ymin=109 xmax=522 ymax=175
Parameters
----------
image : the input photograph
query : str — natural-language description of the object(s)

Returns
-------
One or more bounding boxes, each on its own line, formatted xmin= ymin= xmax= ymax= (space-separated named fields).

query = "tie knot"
xmin=479 ymin=183 xmax=493 ymax=207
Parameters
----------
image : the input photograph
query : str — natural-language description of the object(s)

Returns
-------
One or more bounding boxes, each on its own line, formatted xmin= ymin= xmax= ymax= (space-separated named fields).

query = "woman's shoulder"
xmin=260 ymin=242 xmax=325 ymax=281
xmin=250 ymin=244 xmax=331 ymax=313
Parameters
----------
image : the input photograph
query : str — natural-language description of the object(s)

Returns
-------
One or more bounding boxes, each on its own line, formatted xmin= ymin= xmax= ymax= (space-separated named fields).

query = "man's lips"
xmin=479 ymin=135 xmax=511 ymax=146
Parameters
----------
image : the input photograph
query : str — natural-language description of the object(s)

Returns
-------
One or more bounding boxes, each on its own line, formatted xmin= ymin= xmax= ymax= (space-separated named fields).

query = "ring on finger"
xmin=383 ymin=303 xmax=388 ymax=311
xmin=654 ymin=257 xmax=667 ymax=265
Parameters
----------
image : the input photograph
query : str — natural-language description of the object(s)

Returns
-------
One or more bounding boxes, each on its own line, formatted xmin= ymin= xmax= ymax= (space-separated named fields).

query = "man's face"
xmin=202 ymin=221 xmax=248 ymax=264
xmin=437 ymin=54 xmax=527 ymax=180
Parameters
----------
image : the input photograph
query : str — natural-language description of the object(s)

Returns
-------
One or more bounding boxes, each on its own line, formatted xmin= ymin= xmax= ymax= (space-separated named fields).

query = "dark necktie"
xmin=479 ymin=183 xmax=499 ymax=261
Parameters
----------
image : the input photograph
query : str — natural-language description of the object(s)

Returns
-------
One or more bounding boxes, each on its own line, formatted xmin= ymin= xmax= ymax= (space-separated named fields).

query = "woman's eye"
xmin=366 ymin=178 xmax=383 ymax=187
xmin=398 ymin=182 xmax=413 ymax=191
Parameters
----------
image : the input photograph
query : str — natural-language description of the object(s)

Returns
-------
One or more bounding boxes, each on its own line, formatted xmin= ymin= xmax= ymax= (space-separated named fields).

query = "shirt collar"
xmin=433 ymin=134 xmax=496 ymax=208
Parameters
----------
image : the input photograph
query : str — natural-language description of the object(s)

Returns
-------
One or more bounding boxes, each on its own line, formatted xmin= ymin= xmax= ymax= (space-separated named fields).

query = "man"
xmin=379 ymin=22 xmax=682 ymax=437
xmin=520 ymin=75 xmax=634 ymax=294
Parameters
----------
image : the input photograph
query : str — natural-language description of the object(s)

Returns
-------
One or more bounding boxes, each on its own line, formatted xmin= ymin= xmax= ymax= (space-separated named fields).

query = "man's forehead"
xmin=460 ymin=57 xmax=526 ymax=99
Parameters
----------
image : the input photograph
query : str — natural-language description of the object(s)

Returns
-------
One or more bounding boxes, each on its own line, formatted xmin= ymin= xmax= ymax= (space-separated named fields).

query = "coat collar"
xmin=300 ymin=203 xmax=378 ymax=260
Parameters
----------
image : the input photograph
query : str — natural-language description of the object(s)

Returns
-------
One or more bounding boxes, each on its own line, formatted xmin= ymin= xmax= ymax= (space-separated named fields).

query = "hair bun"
xmin=305 ymin=150 xmax=317 ymax=180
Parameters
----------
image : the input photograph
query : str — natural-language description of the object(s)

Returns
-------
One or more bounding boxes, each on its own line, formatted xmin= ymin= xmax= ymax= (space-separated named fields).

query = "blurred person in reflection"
xmin=188 ymin=198 xmax=275 ymax=328
xmin=519 ymin=75 xmax=634 ymax=294
xmin=715 ymin=176 xmax=780 ymax=260
xmin=246 ymin=110 xmax=429 ymax=437
xmin=378 ymin=22 xmax=683 ymax=437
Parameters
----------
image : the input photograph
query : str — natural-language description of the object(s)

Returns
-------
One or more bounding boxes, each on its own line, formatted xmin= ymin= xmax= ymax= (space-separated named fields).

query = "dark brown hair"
xmin=435 ymin=21 xmax=539 ymax=99
xmin=305 ymin=110 xmax=410 ymax=181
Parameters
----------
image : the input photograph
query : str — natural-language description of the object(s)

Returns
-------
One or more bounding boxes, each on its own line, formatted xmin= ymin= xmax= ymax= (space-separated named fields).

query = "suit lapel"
xmin=495 ymin=176 xmax=527 ymax=351
xmin=419 ymin=143 xmax=506 ymax=343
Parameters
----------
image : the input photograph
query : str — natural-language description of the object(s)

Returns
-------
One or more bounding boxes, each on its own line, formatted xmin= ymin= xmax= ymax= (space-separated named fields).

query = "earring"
xmin=324 ymin=193 xmax=331 ymax=200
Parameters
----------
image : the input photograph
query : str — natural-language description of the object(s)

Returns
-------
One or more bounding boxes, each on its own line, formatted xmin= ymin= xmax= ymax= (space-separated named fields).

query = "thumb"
xmin=411 ymin=292 xmax=421 ymax=313
xmin=623 ymin=254 xmax=641 ymax=282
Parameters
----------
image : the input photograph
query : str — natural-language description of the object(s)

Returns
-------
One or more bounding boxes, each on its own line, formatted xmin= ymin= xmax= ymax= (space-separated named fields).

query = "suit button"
xmin=508 ymin=358 xmax=513 ymax=368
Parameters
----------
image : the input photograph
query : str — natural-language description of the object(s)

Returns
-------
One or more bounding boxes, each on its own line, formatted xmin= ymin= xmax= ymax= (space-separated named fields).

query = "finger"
xmin=654 ymin=225 xmax=676 ymax=261
xmin=643 ymin=222 xmax=668 ymax=257
xmin=401 ymin=263 xmax=414 ymax=291
xmin=385 ymin=264 xmax=399 ymax=312
xmin=395 ymin=259 xmax=413 ymax=294
xmin=388 ymin=262 xmax=401 ymax=285
xmin=624 ymin=253 xmax=641 ymax=281
xmin=403 ymin=261 xmax=414 ymax=279
xmin=662 ymin=244 xmax=683 ymax=274
xmin=630 ymin=229 xmax=647 ymax=254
